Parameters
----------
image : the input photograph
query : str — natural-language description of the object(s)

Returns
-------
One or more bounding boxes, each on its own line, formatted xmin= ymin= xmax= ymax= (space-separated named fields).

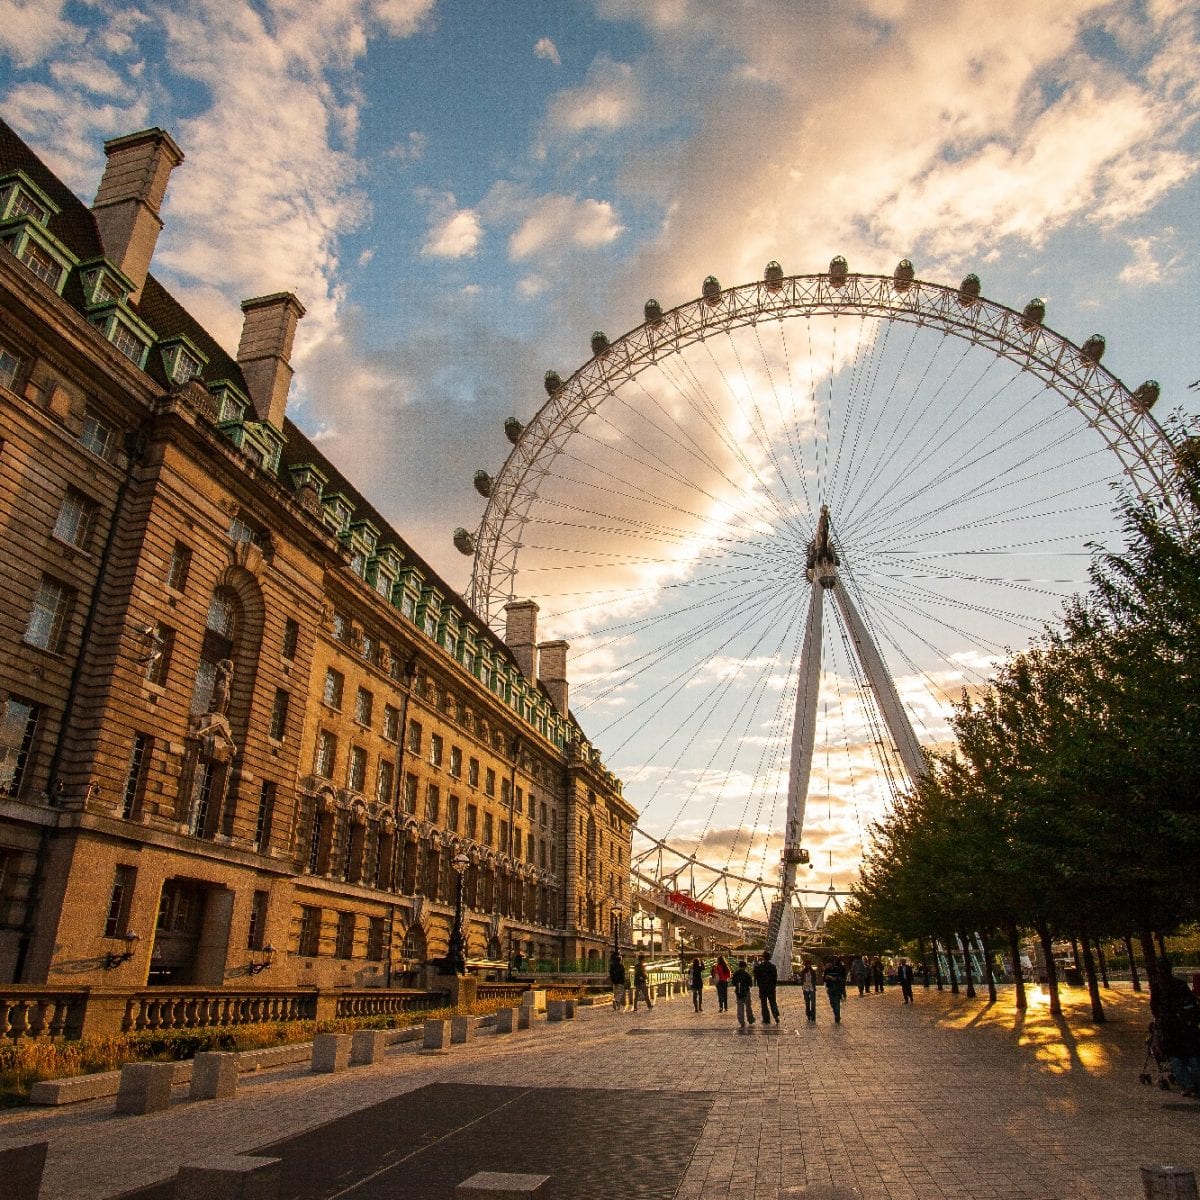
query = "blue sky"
xmin=4 ymin=0 xmax=1199 ymax=891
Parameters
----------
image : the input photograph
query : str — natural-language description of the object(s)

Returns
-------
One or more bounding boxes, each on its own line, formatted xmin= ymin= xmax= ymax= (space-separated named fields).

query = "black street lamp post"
xmin=443 ymin=852 xmax=471 ymax=976
xmin=611 ymin=904 xmax=624 ymax=954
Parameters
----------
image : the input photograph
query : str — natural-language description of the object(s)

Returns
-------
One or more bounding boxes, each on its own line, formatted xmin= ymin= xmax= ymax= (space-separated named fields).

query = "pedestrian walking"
xmin=753 ymin=951 xmax=781 ymax=1025
xmin=872 ymin=956 xmax=885 ymax=993
xmin=732 ymin=957 xmax=756 ymax=1029
xmin=689 ymin=956 xmax=705 ymax=1012
xmin=633 ymin=954 xmax=654 ymax=1010
xmin=713 ymin=954 xmax=732 ymax=1012
xmin=824 ymin=956 xmax=847 ymax=1023
xmin=798 ymin=957 xmax=819 ymax=1022
xmin=609 ymin=949 xmax=627 ymax=1012
xmin=851 ymin=955 xmax=868 ymax=996
xmin=897 ymin=957 xmax=915 ymax=1004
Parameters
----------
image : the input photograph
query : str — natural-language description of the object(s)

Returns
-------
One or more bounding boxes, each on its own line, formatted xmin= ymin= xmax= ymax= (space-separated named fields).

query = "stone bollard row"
xmin=191 ymin=1052 xmax=238 ymax=1101
xmin=351 ymin=1029 xmax=390 ymax=1065
xmin=311 ymin=1033 xmax=352 ymax=1074
xmin=456 ymin=1170 xmax=550 ymax=1198
xmin=117 ymin=1061 xmax=176 ymax=1115
xmin=494 ymin=1006 xmax=520 ymax=1033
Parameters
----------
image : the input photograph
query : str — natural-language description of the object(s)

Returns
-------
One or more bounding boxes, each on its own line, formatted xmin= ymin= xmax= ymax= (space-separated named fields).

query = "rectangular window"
xmin=269 ymin=689 xmax=289 ymax=740
xmin=144 ymin=622 xmax=174 ymax=686
xmin=429 ymin=733 xmax=443 ymax=768
xmin=514 ymin=786 xmax=523 ymax=815
xmin=355 ymin=686 xmax=373 ymax=727
xmin=501 ymin=778 xmax=511 ymax=804
xmin=539 ymin=839 xmax=547 ymax=868
xmin=449 ymin=745 xmax=462 ymax=778
xmin=466 ymin=804 xmax=478 ymax=839
xmin=108 ymin=321 xmax=145 ymax=363
xmin=24 ymin=575 xmax=73 ymax=652
xmin=247 ymin=890 xmax=268 ymax=950
xmin=406 ymin=720 xmax=422 ymax=755
xmin=335 ymin=911 xmax=355 ymax=959
xmin=53 ymin=488 xmax=97 ymax=550
xmin=166 ymin=541 xmax=192 ymax=592
xmin=366 ymin=916 xmax=385 ymax=961
xmin=499 ymin=820 xmax=508 ymax=854
xmin=298 ymin=906 xmax=322 ymax=956
xmin=468 ymin=757 xmax=479 ymax=788
xmin=19 ymin=241 xmax=62 ymax=288
xmin=104 ymin=865 xmax=136 ymax=938
xmin=425 ymin=784 xmax=440 ymax=823
xmin=254 ymin=781 xmax=275 ymax=851
xmin=540 ymin=802 xmax=548 ymax=827
xmin=314 ymin=730 xmax=337 ymax=779
xmin=483 ymin=812 xmax=493 ymax=847
xmin=322 ymin=668 xmax=344 ymax=709
xmin=332 ymin=612 xmax=349 ymax=642
xmin=80 ymin=408 xmax=114 ymax=459
xmin=282 ymin=617 xmax=299 ymax=660
xmin=348 ymin=745 xmax=367 ymax=792
xmin=527 ymin=832 xmax=535 ymax=862
xmin=447 ymin=793 xmax=459 ymax=833
xmin=484 ymin=768 xmax=496 ymax=798
xmin=401 ymin=592 xmax=416 ymax=621
xmin=0 ymin=697 xmax=38 ymax=796
xmin=402 ymin=772 xmax=418 ymax=814
xmin=376 ymin=758 xmax=395 ymax=805
xmin=383 ymin=704 xmax=400 ymax=741
xmin=121 ymin=733 xmax=151 ymax=819
xmin=0 ymin=342 xmax=21 ymax=390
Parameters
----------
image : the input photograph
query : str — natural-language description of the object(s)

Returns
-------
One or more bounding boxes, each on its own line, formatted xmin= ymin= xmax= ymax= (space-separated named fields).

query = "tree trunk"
xmin=1124 ymin=933 xmax=1141 ymax=993
xmin=918 ymin=935 xmax=931 ymax=988
xmin=945 ymin=935 xmax=960 ymax=995
xmin=1035 ymin=918 xmax=1061 ymax=1016
xmin=1095 ymin=938 xmax=1109 ymax=988
xmin=1070 ymin=935 xmax=1082 ymax=971
xmin=1079 ymin=926 xmax=1105 ymax=1023
xmin=932 ymin=936 xmax=944 ymax=991
xmin=1141 ymin=929 xmax=1161 ymax=1005
xmin=1155 ymin=931 xmax=1167 ymax=960
xmin=1007 ymin=920 xmax=1027 ymax=1010
xmin=979 ymin=928 xmax=998 ymax=1004
xmin=958 ymin=931 xmax=976 ymax=999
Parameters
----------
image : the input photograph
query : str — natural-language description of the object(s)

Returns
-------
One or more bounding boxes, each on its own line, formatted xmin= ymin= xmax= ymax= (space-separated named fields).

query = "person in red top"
xmin=713 ymin=955 xmax=732 ymax=1012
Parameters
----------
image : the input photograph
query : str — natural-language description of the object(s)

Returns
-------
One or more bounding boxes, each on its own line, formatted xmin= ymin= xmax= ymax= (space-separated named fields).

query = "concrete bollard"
xmin=190 ymin=1052 xmax=238 ymax=1101
xmin=311 ymin=1033 xmax=352 ymax=1074
xmin=0 ymin=1140 xmax=48 ymax=1200
xmin=351 ymin=1029 xmax=390 ymax=1065
xmin=116 ymin=1061 xmax=176 ymax=1115
xmin=423 ymin=1018 xmax=451 ymax=1050
xmin=1142 ymin=1166 xmax=1199 ymax=1200
xmin=546 ymin=999 xmax=566 ymax=1022
xmin=450 ymin=1015 xmax=474 ymax=1044
xmin=175 ymin=1154 xmax=281 ymax=1200
xmin=517 ymin=1006 xmax=531 ymax=1030
xmin=455 ymin=1170 xmax=551 ymax=1198
xmin=520 ymin=988 xmax=546 ymax=1014
xmin=494 ymin=1006 xmax=520 ymax=1033
xmin=564 ymin=1000 xmax=576 ymax=1020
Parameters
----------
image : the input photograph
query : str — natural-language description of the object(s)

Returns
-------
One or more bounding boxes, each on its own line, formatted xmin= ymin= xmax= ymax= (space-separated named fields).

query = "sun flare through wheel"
xmin=460 ymin=262 xmax=1182 ymax=926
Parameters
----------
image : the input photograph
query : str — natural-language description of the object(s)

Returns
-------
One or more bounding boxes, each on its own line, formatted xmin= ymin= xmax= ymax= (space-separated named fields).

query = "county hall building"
xmin=0 ymin=119 xmax=636 ymax=991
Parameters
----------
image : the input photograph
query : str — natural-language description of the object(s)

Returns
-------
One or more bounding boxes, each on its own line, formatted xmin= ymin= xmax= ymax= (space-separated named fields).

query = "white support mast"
xmin=768 ymin=506 xmax=926 ymax=979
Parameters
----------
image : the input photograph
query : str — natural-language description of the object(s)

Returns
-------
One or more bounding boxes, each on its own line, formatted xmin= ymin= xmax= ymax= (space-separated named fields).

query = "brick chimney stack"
xmin=504 ymin=600 xmax=539 ymax=685
xmin=91 ymin=128 xmax=184 ymax=303
xmin=236 ymin=293 xmax=306 ymax=429
xmin=538 ymin=640 xmax=569 ymax=715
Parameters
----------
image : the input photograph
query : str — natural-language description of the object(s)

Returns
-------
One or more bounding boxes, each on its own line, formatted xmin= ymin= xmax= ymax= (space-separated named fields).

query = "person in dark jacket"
xmin=732 ymin=957 xmax=756 ymax=1029
xmin=897 ymin=958 xmax=915 ymax=1005
xmin=713 ymin=954 xmax=732 ymax=1012
xmin=823 ymin=957 xmax=847 ymax=1023
xmin=1153 ymin=958 xmax=1200 ymax=1097
xmin=689 ymin=957 xmax=705 ymax=1011
xmin=798 ymin=957 xmax=819 ymax=1022
xmin=609 ymin=950 xmax=627 ymax=1011
xmin=753 ymin=951 xmax=780 ymax=1025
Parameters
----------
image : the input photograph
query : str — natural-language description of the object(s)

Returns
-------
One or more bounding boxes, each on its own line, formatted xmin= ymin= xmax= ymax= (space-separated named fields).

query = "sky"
xmin=4 ymin=0 xmax=1199 ymax=901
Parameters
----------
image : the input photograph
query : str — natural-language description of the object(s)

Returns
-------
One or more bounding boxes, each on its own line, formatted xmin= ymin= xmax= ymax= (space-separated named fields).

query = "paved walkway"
xmin=3 ymin=983 xmax=1197 ymax=1199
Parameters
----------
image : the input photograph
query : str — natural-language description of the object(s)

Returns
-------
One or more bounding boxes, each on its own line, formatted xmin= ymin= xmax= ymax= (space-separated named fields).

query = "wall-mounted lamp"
xmin=247 ymin=944 xmax=276 ymax=975
xmin=104 ymin=931 xmax=140 ymax=969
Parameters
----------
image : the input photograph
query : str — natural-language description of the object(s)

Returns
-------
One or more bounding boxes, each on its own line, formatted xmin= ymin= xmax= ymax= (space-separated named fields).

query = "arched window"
xmin=191 ymin=587 xmax=240 ymax=715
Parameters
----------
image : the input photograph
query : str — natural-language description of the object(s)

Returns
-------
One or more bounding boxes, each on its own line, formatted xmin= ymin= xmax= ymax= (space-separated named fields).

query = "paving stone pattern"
xmin=2 ymin=986 xmax=1198 ymax=1200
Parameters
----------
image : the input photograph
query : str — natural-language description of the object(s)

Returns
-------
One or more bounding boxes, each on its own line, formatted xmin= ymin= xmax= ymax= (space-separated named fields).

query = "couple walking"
xmin=688 ymin=955 xmax=733 ymax=1012
xmin=731 ymin=952 xmax=781 ymax=1028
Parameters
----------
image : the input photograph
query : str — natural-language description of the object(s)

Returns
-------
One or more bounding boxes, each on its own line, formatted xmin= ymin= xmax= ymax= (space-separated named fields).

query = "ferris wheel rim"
xmin=468 ymin=267 xmax=1180 ymax=630
xmin=464 ymin=266 xmax=1183 ymax=907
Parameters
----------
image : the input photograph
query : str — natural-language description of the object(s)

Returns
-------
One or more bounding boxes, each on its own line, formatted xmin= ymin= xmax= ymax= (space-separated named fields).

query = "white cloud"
xmin=421 ymin=204 xmax=483 ymax=258
xmin=547 ymin=56 xmax=641 ymax=133
xmin=1118 ymin=231 xmax=1182 ymax=285
xmin=534 ymin=35 xmax=560 ymax=66
xmin=509 ymin=194 xmax=624 ymax=260
xmin=386 ymin=130 xmax=427 ymax=161
xmin=0 ymin=0 xmax=76 ymax=67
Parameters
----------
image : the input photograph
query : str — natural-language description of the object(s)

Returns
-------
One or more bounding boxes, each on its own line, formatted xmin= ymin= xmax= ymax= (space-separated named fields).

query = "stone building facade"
xmin=0 ymin=120 xmax=636 ymax=989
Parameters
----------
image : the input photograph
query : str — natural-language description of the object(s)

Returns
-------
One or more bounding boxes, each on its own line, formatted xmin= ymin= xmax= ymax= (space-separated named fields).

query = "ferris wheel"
xmin=455 ymin=260 xmax=1183 ymax=944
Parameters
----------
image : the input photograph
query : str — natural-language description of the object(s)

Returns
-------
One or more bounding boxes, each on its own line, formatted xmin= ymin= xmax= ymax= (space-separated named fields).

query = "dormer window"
xmin=0 ymin=342 xmax=22 ymax=391
xmin=212 ymin=384 xmax=248 ymax=424
xmin=160 ymin=340 xmax=205 ymax=385
xmin=78 ymin=261 xmax=133 ymax=309
xmin=0 ymin=175 xmax=56 ymax=226
xmin=88 ymin=308 xmax=153 ymax=368
xmin=8 ymin=189 xmax=47 ymax=223
xmin=400 ymin=591 xmax=416 ymax=620
xmin=323 ymin=494 xmax=352 ymax=536
xmin=109 ymin=321 xmax=147 ymax=364
xmin=350 ymin=549 xmax=367 ymax=578
xmin=7 ymin=237 xmax=63 ymax=290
